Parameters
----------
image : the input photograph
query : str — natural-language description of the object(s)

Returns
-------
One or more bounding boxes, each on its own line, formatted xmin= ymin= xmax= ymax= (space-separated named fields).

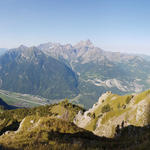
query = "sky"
xmin=0 ymin=0 xmax=150 ymax=54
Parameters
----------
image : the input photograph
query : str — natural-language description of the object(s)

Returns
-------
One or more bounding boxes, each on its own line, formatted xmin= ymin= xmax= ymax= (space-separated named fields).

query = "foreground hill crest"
xmin=74 ymin=90 xmax=150 ymax=137
xmin=1 ymin=91 xmax=150 ymax=149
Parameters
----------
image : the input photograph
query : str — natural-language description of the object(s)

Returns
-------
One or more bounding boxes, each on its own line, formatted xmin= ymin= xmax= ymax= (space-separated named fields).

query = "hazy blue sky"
xmin=0 ymin=0 xmax=150 ymax=54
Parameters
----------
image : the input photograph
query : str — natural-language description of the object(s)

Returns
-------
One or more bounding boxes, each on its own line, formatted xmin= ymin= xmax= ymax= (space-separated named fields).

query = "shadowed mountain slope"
xmin=0 ymin=46 xmax=79 ymax=100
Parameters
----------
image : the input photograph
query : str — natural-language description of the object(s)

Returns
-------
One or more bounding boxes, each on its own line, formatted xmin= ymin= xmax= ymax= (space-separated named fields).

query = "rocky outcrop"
xmin=74 ymin=92 xmax=111 ymax=128
xmin=74 ymin=90 xmax=150 ymax=138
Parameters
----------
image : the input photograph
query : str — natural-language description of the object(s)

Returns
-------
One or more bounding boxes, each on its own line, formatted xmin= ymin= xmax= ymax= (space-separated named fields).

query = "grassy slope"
xmin=77 ymin=90 xmax=150 ymax=137
xmin=84 ymin=93 xmax=133 ymax=131
xmin=0 ymin=100 xmax=84 ymax=133
xmin=0 ymin=100 xmax=150 ymax=150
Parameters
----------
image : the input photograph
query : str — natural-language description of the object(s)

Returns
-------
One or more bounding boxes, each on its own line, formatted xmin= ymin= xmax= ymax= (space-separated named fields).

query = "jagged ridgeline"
xmin=1 ymin=41 xmax=150 ymax=108
xmin=0 ymin=46 xmax=78 ymax=99
xmin=1 ymin=91 xmax=150 ymax=150
xmin=38 ymin=40 xmax=150 ymax=108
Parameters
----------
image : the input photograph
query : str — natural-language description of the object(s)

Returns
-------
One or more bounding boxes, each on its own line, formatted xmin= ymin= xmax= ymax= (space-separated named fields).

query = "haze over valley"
xmin=1 ymin=40 xmax=150 ymax=108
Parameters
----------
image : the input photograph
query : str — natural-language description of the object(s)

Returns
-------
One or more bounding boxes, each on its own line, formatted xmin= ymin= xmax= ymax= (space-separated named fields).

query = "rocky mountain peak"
xmin=10 ymin=45 xmax=41 ymax=55
xmin=18 ymin=45 xmax=28 ymax=50
xmin=74 ymin=39 xmax=94 ymax=48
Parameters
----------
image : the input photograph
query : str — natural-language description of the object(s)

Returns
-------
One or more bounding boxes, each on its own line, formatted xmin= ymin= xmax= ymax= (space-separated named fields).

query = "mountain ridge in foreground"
xmin=0 ymin=90 xmax=150 ymax=149
xmin=74 ymin=90 xmax=150 ymax=137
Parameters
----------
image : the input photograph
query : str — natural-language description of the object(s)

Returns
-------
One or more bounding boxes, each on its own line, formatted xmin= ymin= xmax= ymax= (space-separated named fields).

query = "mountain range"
xmin=0 ymin=45 xmax=78 ymax=100
xmin=38 ymin=40 xmax=150 ymax=107
xmin=0 ymin=48 xmax=7 ymax=56
xmin=1 ymin=40 xmax=150 ymax=108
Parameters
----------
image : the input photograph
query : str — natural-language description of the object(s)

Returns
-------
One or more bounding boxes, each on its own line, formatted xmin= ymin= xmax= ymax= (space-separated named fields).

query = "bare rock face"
xmin=15 ymin=118 xmax=26 ymax=133
xmin=74 ymin=92 xmax=111 ymax=129
xmin=74 ymin=90 xmax=150 ymax=138
xmin=73 ymin=111 xmax=92 ymax=128
xmin=98 ymin=91 xmax=112 ymax=104
xmin=136 ymin=99 xmax=150 ymax=125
